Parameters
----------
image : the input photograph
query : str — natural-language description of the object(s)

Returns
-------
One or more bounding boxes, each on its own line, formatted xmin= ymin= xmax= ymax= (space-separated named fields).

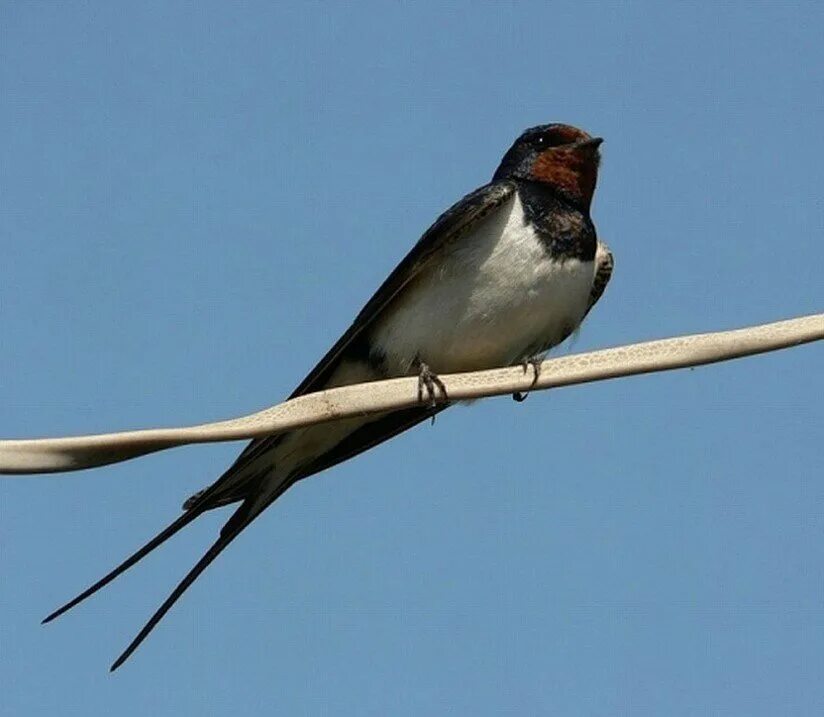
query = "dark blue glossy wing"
xmin=292 ymin=180 xmax=517 ymax=396
xmin=223 ymin=180 xmax=517 ymax=473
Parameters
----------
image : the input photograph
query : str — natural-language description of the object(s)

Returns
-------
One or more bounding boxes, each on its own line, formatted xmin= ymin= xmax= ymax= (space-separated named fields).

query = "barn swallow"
xmin=43 ymin=123 xmax=613 ymax=670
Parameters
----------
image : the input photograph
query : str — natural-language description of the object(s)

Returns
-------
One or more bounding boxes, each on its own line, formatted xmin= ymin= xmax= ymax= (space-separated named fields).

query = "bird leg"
xmin=513 ymin=356 xmax=542 ymax=402
xmin=415 ymin=360 xmax=448 ymax=409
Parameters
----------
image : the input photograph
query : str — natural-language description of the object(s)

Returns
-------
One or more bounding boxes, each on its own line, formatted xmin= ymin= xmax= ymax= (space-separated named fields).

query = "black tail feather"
xmin=42 ymin=507 xmax=204 ymax=625
xmin=109 ymin=498 xmax=263 ymax=671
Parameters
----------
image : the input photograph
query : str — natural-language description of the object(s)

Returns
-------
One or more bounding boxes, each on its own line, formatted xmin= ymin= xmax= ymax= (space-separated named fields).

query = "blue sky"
xmin=1 ymin=2 xmax=822 ymax=714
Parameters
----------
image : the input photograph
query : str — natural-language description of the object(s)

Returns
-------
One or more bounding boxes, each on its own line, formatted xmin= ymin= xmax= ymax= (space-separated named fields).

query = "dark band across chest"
xmin=516 ymin=183 xmax=597 ymax=262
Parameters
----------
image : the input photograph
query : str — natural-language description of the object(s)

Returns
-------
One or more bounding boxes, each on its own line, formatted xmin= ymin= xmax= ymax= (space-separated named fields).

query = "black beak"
xmin=577 ymin=137 xmax=604 ymax=150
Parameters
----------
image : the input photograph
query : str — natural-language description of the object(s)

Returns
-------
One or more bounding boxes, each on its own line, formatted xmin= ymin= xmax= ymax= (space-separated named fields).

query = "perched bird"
xmin=43 ymin=123 xmax=613 ymax=670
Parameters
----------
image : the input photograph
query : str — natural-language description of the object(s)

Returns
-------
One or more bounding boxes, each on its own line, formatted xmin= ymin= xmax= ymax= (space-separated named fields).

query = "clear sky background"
xmin=1 ymin=2 xmax=823 ymax=714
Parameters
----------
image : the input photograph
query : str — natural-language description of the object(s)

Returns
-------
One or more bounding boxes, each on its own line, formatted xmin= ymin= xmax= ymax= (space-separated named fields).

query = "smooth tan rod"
xmin=0 ymin=313 xmax=821 ymax=475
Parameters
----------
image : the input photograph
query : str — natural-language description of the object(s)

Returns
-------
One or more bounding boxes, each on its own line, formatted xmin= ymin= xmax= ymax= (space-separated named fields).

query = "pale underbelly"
xmin=369 ymin=255 xmax=596 ymax=374
xmin=270 ymin=258 xmax=594 ymax=479
xmin=260 ymin=194 xmax=597 ymax=481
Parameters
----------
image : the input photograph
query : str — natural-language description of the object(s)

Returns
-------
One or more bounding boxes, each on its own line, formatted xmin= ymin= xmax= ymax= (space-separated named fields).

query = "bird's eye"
xmin=534 ymin=132 xmax=563 ymax=148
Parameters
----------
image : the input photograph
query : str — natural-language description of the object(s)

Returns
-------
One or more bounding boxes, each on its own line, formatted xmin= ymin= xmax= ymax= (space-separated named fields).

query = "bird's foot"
xmin=416 ymin=361 xmax=448 ymax=409
xmin=513 ymin=356 xmax=542 ymax=402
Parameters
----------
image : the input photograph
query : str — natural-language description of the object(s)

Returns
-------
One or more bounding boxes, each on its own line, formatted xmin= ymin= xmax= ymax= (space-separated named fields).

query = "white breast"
xmin=241 ymin=195 xmax=596 ymax=484
xmin=371 ymin=193 xmax=596 ymax=374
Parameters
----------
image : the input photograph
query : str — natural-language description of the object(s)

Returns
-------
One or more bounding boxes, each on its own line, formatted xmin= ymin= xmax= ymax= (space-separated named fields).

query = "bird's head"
xmin=493 ymin=124 xmax=603 ymax=211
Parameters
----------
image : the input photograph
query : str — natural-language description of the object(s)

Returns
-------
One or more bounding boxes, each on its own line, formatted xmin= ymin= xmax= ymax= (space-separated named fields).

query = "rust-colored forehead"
xmin=542 ymin=124 xmax=592 ymax=145
xmin=527 ymin=125 xmax=600 ymax=209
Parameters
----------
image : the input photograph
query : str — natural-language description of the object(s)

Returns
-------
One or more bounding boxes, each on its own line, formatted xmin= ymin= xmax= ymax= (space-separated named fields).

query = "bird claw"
xmin=416 ymin=361 xmax=448 ymax=408
xmin=512 ymin=356 xmax=542 ymax=402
